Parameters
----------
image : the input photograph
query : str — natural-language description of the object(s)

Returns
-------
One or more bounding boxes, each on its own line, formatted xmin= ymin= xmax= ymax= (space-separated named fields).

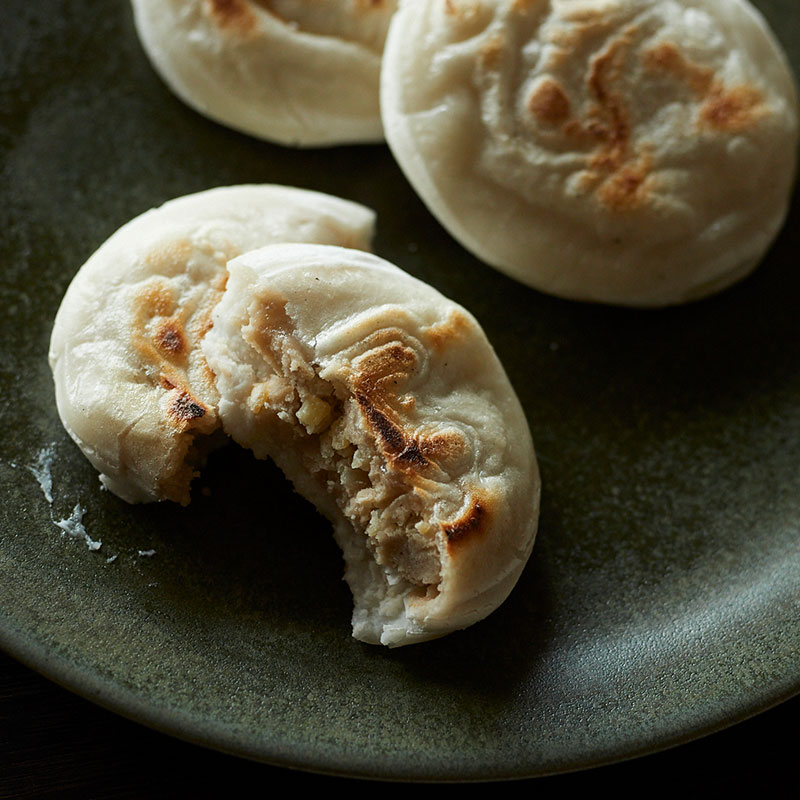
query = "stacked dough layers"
xmin=131 ymin=0 xmax=398 ymax=146
xmin=381 ymin=0 xmax=799 ymax=306
xmin=49 ymin=185 xmax=375 ymax=505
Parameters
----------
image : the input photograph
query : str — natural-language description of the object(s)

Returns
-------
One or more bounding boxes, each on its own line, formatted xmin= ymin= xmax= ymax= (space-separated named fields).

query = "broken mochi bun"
xmin=381 ymin=0 xmax=799 ymax=306
xmin=202 ymin=242 xmax=540 ymax=645
xmin=49 ymin=185 xmax=375 ymax=505
xmin=131 ymin=0 xmax=399 ymax=146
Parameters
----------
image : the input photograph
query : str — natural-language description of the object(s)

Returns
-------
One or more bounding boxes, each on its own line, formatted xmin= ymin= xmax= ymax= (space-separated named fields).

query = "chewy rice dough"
xmin=202 ymin=242 xmax=540 ymax=646
xmin=380 ymin=0 xmax=799 ymax=306
xmin=49 ymin=185 xmax=375 ymax=505
xmin=131 ymin=0 xmax=399 ymax=146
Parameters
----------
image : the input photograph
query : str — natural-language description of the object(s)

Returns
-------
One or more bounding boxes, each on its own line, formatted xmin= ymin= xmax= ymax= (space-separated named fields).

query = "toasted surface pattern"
xmin=131 ymin=0 xmax=398 ymax=146
xmin=49 ymin=186 xmax=375 ymax=504
xmin=202 ymin=243 xmax=540 ymax=645
xmin=381 ymin=0 xmax=799 ymax=306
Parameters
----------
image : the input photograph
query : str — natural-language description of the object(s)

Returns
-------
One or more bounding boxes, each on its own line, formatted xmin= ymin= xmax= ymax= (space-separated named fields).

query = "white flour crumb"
xmin=28 ymin=444 xmax=57 ymax=503
xmin=106 ymin=554 xmax=118 ymax=564
xmin=53 ymin=503 xmax=102 ymax=551
xmin=137 ymin=549 xmax=156 ymax=558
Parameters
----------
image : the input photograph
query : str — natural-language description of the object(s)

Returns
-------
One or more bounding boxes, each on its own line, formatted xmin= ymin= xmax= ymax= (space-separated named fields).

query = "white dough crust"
xmin=49 ymin=186 xmax=375 ymax=504
xmin=131 ymin=0 xmax=398 ymax=146
xmin=202 ymin=243 xmax=540 ymax=645
xmin=381 ymin=0 xmax=800 ymax=306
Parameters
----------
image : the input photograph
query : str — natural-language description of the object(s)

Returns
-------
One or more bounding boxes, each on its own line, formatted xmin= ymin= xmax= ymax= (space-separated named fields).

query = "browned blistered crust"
xmin=442 ymin=490 xmax=494 ymax=551
xmin=576 ymin=27 xmax=659 ymax=211
xmin=131 ymin=242 xmax=229 ymax=439
xmin=153 ymin=320 xmax=187 ymax=357
xmin=211 ymin=0 xmax=392 ymax=49
xmin=349 ymin=333 xmax=468 ymax=477
xmin=511 ymin=0 xmax=540 ymax=13
xmin=444 ymin=0 xmax=487 ymax=24
xmin=479 ymin=32 xmax=505 ymax=70
xmin=528 ymin=79 xmax=572 ymax=126
xmin=515 ymin=24 xmax=768 ymax=213
xmin=168 ymin=390 xmax=209 ymax=422
xmin=644 ymin=41 xmax=766 ymax=133
xmin=355 ymin=0 xmax=389 ymax=11
xmin=701 ymin=85 xmax=764 ymax=131
xmin=421 ymin=307 xmax=473 ymax=353
xmin=206 ymin=0 xmax=257 ymax=33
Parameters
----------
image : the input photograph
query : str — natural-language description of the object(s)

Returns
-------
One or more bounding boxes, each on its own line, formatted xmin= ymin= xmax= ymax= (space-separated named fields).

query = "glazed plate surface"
xmin=1 ymin=0 xmax=798 ymax=780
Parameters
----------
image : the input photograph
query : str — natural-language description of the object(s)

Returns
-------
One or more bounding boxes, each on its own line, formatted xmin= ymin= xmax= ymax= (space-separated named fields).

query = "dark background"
xmin=2 ymin=650 xmax=798 ymax=795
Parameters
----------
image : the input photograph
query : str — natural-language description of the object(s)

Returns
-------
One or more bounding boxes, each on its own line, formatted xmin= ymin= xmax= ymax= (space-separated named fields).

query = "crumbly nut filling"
xmin=242 ymin=307 xmax=443 ymax=594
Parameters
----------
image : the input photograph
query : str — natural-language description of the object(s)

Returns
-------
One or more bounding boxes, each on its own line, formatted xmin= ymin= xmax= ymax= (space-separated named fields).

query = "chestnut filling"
xmin=243 ymin=311 xmax=443 ymax=597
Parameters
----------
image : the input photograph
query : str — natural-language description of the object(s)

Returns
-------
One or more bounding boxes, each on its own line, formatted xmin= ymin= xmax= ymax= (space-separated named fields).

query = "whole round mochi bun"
xmin=131 ymin=0 xmax=398 ymax=147
xmin=381 ymin=0 xmax=800 ymax=306
xmin=49 ymin=185 xmax=375 ymax=505
xmin=201 ymin=243 xmax=540 ymax=646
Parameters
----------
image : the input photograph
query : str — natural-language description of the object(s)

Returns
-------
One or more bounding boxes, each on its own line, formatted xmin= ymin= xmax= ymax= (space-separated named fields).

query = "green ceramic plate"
xmin=1 ymin=0 xmax=798 ymax=781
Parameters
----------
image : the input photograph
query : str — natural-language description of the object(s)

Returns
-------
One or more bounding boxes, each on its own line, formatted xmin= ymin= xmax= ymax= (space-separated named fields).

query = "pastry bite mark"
xmin=236 ymin=301 xmax=451 ymax=591
xmin=200 ymin=243 xmax=540 ymax=643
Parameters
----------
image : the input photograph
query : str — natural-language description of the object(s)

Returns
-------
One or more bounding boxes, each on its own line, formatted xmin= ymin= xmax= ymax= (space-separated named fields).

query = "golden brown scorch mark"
xmin=422 ymin=308 xmax=473 ymax=353
xmin=168 ymin=391 xmax=208 ymax=423
xmin=153 ymin=320 xmax=187 ymax=358
xmin=644 ymin=42 xmax=765 ymax=133
xmin=207 ymin=0 xmax=257 ymax=33
xmin=526 ymin=33 xmax=764 ymax=212
xmin=701 ymin=85 xmax=763 ymax=131
xmin=528 ymin=79 xmax=572 ymax=126
xmin=522 ymin=27 xmax=655 ymax=211
xmin=349 ymin=333 xmax=467 ymax=475
xmin=480 ymin=33 xmax=505 ymax=70
xmin=131 ymin=247 xmax=230 ymax=433
xmin=355 ymin=0 xmax=388 ymax=10
xmin=442 ymin=491 xmax=491 ymax=548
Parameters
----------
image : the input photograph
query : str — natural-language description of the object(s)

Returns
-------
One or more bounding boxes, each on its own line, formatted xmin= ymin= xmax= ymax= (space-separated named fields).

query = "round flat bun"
xmin=131 ymin=0 xmax=398 ymax=147
xmin=381 ymin=0 xmax=799 ymax=306
xmin=49 ymin=185 xmax=375 ymax=505
xmin=202 ymin=243 xmax=540 ymax=646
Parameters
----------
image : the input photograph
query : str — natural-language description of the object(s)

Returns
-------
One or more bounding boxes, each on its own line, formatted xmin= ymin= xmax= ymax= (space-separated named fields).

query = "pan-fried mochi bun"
xmin=381 ymin=0 xmax=800 ymax=306
xmin=202 ymin=243 xmax=540 ymax=645
xmin=49 ymin=186 xmax=375 ymax=505
xmin=131 ymin=0 xmax=398 ymax=146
